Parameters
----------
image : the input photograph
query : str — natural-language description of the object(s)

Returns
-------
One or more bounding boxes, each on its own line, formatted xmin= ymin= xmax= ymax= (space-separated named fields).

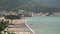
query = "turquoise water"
xmin=26 ymin=16 xmax=60 ymax=34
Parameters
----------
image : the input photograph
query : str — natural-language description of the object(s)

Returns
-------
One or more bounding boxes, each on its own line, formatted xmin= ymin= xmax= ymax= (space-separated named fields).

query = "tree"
xmin=0 ymin=19 xmax=10 ymax=31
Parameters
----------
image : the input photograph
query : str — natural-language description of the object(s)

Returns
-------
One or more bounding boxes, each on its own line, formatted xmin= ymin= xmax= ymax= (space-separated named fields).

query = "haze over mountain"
xmin=0 ymin=0 xmax=60 ymax=13
xmin=34 ymin=0 xmax=60 ymax=7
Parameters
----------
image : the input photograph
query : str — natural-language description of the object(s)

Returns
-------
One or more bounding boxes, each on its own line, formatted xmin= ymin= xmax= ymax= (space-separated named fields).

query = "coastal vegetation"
xmin=7 ymin=32 xmax=15 ymax=34
xmin=0 ymin=32 xmax=2 ymax=34
xmin=5 ymin=15 xmax=21 ymax=19
xmin=0 ymin=17 xmax=11 ymax=34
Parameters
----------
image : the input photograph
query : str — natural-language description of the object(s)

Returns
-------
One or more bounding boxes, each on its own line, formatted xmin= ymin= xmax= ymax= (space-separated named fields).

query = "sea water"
xmin=26 ymin=16 xmax=60 ymax=34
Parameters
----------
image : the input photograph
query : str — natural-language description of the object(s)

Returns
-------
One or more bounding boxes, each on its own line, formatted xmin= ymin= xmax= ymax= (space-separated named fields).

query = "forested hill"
xmin=0 ymin=0 xmax=60 ymax=13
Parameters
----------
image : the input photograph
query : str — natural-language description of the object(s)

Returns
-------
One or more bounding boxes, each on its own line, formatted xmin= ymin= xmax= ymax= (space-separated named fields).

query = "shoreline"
xmin=25 ymin=17 xmax=35 ymax=34
xmin=3 ymin=17 xmax=35 ymax=34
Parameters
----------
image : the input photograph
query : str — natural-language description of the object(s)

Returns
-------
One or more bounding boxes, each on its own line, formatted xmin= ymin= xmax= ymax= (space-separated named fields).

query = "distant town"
xmin=0 ymin=10 xmax=60 ymax=17
xmin=0 ymin=9 xmax=60 ymax=34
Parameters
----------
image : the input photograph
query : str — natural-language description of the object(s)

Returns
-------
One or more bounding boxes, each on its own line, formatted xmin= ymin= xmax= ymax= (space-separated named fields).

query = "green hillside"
xmin=0 ymin=0 xmax=60 ymax=14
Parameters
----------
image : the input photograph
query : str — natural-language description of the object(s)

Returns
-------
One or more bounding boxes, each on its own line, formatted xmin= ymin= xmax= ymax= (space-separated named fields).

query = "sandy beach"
xmin=4 ymin=17 xmax=33 ymax=34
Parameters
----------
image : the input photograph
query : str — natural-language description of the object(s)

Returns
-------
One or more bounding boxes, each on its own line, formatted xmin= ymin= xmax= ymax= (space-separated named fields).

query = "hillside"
xmin=0 ymin=0 xmax=60 ymax=14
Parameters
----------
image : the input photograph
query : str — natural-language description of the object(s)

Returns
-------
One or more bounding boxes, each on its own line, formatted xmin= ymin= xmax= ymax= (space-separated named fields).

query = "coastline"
xmin=3 ymin=17 xmax=35 ymax=34
xmin=25 ymin=17 xmax=35 ymax=34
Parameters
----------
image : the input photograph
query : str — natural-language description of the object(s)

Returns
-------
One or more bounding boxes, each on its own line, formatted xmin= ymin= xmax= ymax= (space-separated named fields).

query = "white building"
xmin=53 ymin=12 xmax=60 ymax=16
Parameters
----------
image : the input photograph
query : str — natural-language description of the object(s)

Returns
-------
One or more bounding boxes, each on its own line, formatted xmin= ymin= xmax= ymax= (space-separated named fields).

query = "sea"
xmin=26 ymin=16 xmax=60 ymax=34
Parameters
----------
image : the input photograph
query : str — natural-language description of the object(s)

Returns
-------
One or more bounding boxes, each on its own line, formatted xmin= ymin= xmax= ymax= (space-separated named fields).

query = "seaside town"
xmin=0 ymin=0 xmax=60 ymax=34
xmin=0 ymin=9 xmax=60 ymax=34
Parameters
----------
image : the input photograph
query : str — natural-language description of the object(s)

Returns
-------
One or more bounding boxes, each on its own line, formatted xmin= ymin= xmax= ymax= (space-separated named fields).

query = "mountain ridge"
xmin=0 ymin=0 xmax=60 ymax=13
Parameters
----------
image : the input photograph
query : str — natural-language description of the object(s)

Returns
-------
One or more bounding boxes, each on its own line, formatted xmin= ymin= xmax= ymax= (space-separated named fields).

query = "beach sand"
xmin=4 ymin=17 xmax=32 ymax=34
